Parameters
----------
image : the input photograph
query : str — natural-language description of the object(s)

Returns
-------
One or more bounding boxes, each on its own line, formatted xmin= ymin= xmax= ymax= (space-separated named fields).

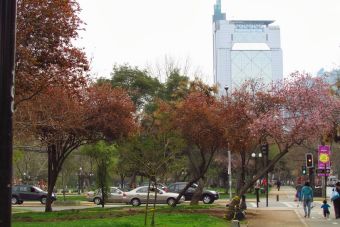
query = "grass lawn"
xmin=56 ymin=195 xmax=87 ymax=201
xmin=13 ymin=205 xmax=229 ymax=227
xmin=13 ymin=213 xmax=229 ymax=227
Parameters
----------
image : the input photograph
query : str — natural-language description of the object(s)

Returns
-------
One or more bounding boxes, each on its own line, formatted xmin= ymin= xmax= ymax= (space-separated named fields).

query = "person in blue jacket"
xmin=301 ymin=182 xmax=313 ymax=218
xmin=331 ymin=182 xmax=340 ymax=219
xmin=321 ymin=200 xmax=331 ymax=219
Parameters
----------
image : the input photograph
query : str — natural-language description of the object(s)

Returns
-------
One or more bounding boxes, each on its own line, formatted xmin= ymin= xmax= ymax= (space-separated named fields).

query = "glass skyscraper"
xmin=213 ymin=0 xmax=283 ymax=92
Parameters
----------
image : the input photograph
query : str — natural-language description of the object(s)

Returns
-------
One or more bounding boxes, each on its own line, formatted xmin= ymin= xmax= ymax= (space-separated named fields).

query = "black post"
xmin=255 ymin=188 xmax=259 ymax=208
xmin=0 ymin=0 xmax=17 ymax=226
xmin=324 ymin=163 xmax=327 ymax=200
xmin=266 ymin=154 xmax=269 ymax=207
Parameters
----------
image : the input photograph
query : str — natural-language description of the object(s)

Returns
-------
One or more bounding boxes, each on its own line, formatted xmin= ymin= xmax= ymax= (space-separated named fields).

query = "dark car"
xmin=12 ymin=185 xmax=57 ymax=205
xmin=167 ymin=182 xmax=219 ymax=204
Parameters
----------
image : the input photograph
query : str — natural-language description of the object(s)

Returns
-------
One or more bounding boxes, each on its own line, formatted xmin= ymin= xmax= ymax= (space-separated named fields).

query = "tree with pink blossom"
xmin=238 ymin=72 xmax=340 ymax=195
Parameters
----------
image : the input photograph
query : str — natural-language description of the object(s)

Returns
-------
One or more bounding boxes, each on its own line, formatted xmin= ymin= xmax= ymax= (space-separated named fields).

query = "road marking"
xmin=282 ymin=202 xmax=294 ymax=208
xmin=294 ymin=210 xmax=308 ymax=227
xmin=250 ymin=202 xmax=257 ymax=208
xmin=332 ymin=223 xmax=338 ymax=225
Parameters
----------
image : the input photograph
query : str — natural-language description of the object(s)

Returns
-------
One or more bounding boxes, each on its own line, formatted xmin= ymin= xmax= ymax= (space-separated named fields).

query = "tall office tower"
xmin=213 ymin=0 xmax=283 ymax=92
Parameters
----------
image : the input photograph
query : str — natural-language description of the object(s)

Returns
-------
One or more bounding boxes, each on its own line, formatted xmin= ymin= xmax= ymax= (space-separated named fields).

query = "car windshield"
xmin=33 ymin=186 xmax=44 ymax=192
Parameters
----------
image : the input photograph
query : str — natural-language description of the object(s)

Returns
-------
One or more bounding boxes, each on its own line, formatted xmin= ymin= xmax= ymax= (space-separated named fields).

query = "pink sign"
xmin=318 ymin=145 xmax=331 ymax=177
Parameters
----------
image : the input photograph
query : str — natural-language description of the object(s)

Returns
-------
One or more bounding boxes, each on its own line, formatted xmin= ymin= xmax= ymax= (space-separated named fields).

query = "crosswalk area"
xmin=247 ymin=201 xmax=323 ymax=209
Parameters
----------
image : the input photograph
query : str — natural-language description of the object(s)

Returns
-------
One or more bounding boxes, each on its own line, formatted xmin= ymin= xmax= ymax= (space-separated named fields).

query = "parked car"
xmin=327 ymin=176 xmax=339 ymax=186
xmin=12 ymin=185 xmax=56 ymax=205
xmin=87 ymin=187 xmax=125 ymax=205
xmin=140 ymin=182 xmax=169 ymax=192
xmin=123 ymin=186 xmax=184 ymax=206
xmin=167 ymin=182 xmax=219 ymax=204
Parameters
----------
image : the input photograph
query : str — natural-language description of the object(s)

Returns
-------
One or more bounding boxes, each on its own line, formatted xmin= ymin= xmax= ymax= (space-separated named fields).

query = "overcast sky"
xmin=77 ymin=0 xmax=340 ymax=83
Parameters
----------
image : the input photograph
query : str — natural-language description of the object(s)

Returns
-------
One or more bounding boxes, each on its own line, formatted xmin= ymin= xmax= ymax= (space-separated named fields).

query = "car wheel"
xmin=11 ymin=196 xmax=18 ymax=205
xmin=40 ymin=197 xmax=47 ymax=204
xmin=131 ymin=198 xmax=141 ymax=206
xmin=167 ymin=198 xmax=176 ymax=206
xmin=202 ymin=195 xmax=212 ymax=204
xmin=94 ymin=197 xmax=102 ymax=205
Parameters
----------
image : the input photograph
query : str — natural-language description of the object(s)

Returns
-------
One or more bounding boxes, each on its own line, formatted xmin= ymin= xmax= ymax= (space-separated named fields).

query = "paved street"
xmin=246 ymin=186 xmax=339 ymax=227
xmin=12 ymin=187 xmax=339 ymax=226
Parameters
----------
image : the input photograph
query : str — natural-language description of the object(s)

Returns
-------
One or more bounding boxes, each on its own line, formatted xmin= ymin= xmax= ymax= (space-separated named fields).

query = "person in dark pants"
xmin=321 ymin=200 xmax=331 ymax=219
xmin=332 ymin=182 xmax=340 ymax=219
xmin=276 ymin=180 xmax=281 ymax=191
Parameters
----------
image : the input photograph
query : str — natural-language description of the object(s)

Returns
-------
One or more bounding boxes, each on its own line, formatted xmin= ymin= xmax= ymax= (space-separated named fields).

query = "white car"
xmin=123 ymin=186 xmax=184 ymax=206
xmin=87 ymin=187 xmax=124 ymax=205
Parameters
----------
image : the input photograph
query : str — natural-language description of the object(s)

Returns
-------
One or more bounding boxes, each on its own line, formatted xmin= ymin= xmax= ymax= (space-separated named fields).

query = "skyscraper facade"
xmin=213 ymin=0 xmax=283 ymax=92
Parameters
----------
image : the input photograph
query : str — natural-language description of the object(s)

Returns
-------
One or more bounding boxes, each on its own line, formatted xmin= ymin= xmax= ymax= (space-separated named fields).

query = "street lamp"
xmin=251 ymin=152 xmax=263 ymax=174
xmin=78 ymin=167 xmax=83 ymax=194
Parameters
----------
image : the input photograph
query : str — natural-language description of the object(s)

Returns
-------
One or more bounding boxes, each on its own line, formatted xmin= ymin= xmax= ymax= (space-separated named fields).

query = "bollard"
xmin=231 ymin=220 xmax=240 ymax=227
xmin=277 ymin=194 xmax=279 ymax=202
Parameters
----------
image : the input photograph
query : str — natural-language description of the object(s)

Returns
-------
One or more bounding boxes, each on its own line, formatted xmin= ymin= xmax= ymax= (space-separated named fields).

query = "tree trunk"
xmin=144 ymin=180 xmax=151 ymax=226
xmin=151 ymin=180 xmax=158 ymax=227
xmin=100 ymin=162 xmax=107 ymax=208
xmin=173 ymin=176 xmax=201 ymax=206
xmin=236 ymin=151 xmax=246 ymax=194
xmin=45 ymin=145 xmax=60 ymax=212
xmin=120 ymin=174 xmax=125 ymax=189
xmin=130 ymin=172 xmax=137 ymax=189
xmin=45 ymin=173 xmax=57 ymax=212
xmin=190 ymin=178 xmax=204 ymax=205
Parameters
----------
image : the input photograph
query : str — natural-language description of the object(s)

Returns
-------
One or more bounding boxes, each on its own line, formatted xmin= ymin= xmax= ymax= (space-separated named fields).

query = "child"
xmin=321 ymin=200 xmax=331 ymax=219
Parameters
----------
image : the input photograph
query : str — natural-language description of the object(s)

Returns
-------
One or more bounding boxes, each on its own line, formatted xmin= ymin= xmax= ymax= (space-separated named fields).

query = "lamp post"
xmin=224 ymin=86 xmax=232 ymax=201
xmin=0 ymin=0 xmax=17 ymax=226
xmin=78 ymin=167 xmax=83 ymax=194
xmin=251 ymin=152 xmax=263 ymax=208
xmin=261 ymin=143 xmax=269 ymax=207
xmin=251 ymin=152 xmax=263 ymax=174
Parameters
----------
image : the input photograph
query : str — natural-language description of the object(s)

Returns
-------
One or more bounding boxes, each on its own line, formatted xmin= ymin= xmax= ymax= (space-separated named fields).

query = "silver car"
xmin=123 ymin=186 xmax=184 ymax=206
xmin=87 ymin=187 xmax=124 ymax=205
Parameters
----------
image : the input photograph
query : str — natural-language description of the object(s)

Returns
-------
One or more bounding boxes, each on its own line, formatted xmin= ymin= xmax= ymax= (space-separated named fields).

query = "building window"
xmin=234 ymin=24 xmax=265 ymax=33
xmin=231 ymin=50 xmax=272 ymax=87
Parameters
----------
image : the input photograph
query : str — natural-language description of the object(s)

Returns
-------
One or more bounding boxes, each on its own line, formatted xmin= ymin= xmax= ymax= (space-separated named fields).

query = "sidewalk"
xmin=246 ymin=209 xmax=307 ymax=227
xmin=244 ymin=186 xmax=339 ymax=227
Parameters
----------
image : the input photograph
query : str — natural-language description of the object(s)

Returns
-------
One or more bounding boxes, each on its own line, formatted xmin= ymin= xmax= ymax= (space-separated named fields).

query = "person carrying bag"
xmin=301 ymin=182 xmax=313 ymax=218
xmin=331 ymin=182 xmax=340 ymax=219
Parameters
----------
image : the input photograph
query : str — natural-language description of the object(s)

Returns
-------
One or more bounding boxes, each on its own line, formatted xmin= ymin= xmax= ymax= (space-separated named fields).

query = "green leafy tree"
xmin=109 ymin=64 xmax=162 ymax=110
xmin=82 ymin=141 xmax=117 ymax=208
xmin=120 ymin=102 xmax=185 ymax=226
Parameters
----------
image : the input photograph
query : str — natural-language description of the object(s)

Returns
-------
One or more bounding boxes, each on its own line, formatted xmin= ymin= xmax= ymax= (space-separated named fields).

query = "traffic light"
xmin=261 ymin=143 xmax=269 ymax=155
xmin=302 ymin=166 xmax=307 ymax=175
xmin=305 ymin=153 xmax=314 ymax=168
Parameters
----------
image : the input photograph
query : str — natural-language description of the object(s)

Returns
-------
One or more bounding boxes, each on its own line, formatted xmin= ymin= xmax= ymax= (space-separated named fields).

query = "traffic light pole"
xmin=266 ymin=151 xmax=269 ymax=207
xmin=324 ymin=163 xmax=327 ymax=200
xmin=0 ymin=0 xmax=17 ymax=226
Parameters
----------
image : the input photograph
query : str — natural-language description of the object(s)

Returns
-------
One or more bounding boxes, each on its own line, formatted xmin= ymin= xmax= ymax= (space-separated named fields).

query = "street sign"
xmin=318 ymin=145 xmax=331 ymax=177
xmin=316 ymin=169 xmax=331 ymax=174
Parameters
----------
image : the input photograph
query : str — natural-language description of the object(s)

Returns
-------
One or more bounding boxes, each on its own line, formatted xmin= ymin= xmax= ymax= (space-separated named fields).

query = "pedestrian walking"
xmin=321 ymin=200 xmax=331 ymax=219
xmin=331 ymin=182 xmax=340 ymax=219
xmin=276 ymin=180 xmax=281 ymax=191
xmin=301 ymin=182 xmax=313 ymax=218
xmin=295 ymin=183 xmax=302 ymax=202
